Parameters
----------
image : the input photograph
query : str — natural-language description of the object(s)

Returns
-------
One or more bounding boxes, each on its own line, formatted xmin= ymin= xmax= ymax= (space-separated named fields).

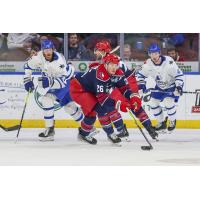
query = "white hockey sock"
xmin=64 ymin=102 xmax=84 ymax=123
xmin=164 ymin=97 xmax=177 ymax=121
xmin=150 ymin=98 xmax=164 ymax=123
xmin=40 ymin=94 xmax=55 ymax=128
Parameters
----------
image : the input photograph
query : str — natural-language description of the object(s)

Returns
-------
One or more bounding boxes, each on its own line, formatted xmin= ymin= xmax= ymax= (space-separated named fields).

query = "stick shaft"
xmin=128 ymin=108 xmax=153 ymax=148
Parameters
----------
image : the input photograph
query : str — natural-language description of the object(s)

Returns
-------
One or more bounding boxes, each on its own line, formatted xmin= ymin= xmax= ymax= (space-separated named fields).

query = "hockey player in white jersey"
xmin=23 ymin=39 xmax=84 ymax=141
xmin=136 ymin=43 xmax=184 ymax=133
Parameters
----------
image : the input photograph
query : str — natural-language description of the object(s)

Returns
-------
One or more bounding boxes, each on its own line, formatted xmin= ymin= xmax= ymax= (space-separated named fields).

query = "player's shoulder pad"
xmin=144 ymin=59 xmax=148 ymax=64
xmin=145 ymin=58 xmax=152 ymax=65
xmin=164 ymin=55 xmax=173 ymax=63
xmin=89 ymin=62 xmax=100 ymax=69
xmin=96 ymin=64 xmax=110 ymax=82
xmin=28 ymin=50 xmax=42 ymax=64
xmin=54 ymin=51 xmax=65 ymax=62
xmin=58 ymin=52 xmax=65 ymax=60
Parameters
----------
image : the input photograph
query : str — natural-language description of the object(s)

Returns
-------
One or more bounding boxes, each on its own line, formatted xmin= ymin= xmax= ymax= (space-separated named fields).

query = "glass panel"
xmin=0 ymin=33 xmax=64 ymax=61
xmin=124 ymin=33 xmax=199 ymax=62
xmin=124 ymin=33 xmax=199 ymax=72
xmin=67 ymin=33 xmax=120 ymax=61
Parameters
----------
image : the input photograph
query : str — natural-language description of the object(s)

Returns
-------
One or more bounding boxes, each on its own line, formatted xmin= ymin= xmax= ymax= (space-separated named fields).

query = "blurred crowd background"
xmin=0 ymin=33 xmax=199 ymax=66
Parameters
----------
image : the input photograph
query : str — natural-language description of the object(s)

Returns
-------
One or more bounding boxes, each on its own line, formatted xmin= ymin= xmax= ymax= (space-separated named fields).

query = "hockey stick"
xmin=127 ymin=108 xmax=154 ymax=151
xmin=110 ymin=45 xmax=120 ymax=54
xmin=143 ymin=89 xmax=200 ymax=102
xmin=148 ymin=88 xmax=200 ymax=95
xmin=0 ymin=124 xmax=21 ymax=132
xmin=15 ymin=89 xmax=31 ymax=142
xmin=0 ymin=89 xmax=20 ymax=132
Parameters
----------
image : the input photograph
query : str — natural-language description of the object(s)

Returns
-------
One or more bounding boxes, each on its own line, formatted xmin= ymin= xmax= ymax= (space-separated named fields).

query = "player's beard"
xmin=152 ymin=56 xmax=160 ymax=64
xmin=43 ymin=52 xmax=53 ymax=61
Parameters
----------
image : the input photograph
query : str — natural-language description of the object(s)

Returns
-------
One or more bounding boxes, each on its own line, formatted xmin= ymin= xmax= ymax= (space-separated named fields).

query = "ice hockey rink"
xmin=0 ymin=128 xmax=200 ymax=166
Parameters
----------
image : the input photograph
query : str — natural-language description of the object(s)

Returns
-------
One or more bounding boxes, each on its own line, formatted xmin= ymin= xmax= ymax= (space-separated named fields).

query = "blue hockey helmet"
xmin=41 ymin=39 xmax=54 ymax=50
xmin=148 ymin=43 xmax=161 ymax=54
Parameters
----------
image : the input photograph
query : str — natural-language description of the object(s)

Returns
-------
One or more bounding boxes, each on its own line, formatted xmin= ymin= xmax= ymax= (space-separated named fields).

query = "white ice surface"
xmin=0 ymin=128 xmax=200 ymax=166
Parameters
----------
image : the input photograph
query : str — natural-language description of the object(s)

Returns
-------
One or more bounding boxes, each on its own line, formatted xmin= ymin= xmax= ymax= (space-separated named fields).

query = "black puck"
xmin=141 ymin=146 xmax=153 ymax=150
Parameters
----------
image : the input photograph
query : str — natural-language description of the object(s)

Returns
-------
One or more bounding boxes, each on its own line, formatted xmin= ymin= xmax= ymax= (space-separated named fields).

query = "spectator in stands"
xmin=3 ymin=33 xmax=38 ymax=61
xmin=68 ymin=33 xmax=92 ymax=60
xmin=0 ymin=34 xmax=6 ymax=50
xmin=167 ymin=47 xmax=185 ymax=62
xmin=7 ymin=33 xmax=37 ymax=52
xmin=37 ymin=34 xmax=64 ymax=52
xmin=124 ymin=44 xmax=133 ymax=61
xmin=0 ymin=33 xmax=7 ymax=61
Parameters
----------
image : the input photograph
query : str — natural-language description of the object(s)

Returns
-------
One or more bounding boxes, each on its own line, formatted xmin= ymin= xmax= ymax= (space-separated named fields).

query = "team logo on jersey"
xmin=34 ymin=87 xmax=61 ymax=111
xmin=192 ymin=89 xmax=200 ymax=113
xmin=59 ymin=64 xmax=65 ymax=69
xmin=100 ymin=72 xmax=104 ymax=79
xmin=156 ymin=76 xmax=167 ymax=88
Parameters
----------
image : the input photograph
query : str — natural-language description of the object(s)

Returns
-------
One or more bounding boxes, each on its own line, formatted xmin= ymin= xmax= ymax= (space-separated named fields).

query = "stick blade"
xmin=141 ymin=146 xmax=153 ymax=151
xmin=0 ymin=125 xmax=21 ymax=132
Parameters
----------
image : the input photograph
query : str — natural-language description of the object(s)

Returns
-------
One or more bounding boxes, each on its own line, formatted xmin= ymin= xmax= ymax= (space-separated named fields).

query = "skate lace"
xmin=169 ymin=120 xmax=175 ymax=127
xmin=44 ymin=129 xmax=49 ymax=136
xmin=85 ymin=135 xmax=94 ymax=142
xmin=90 ymin=128 xmax=100 ymax=136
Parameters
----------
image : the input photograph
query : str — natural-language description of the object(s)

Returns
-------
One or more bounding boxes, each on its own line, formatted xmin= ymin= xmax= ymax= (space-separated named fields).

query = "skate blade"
xmin=157 ymin=129 xmax=168 ymax=134
xmin=38 ymin=136 xmax=54 ymax=142
xmin=167 ymin=130 xmax=174 ymax=134
xmin=77 ymin=135 xmax=97 ymax=145
xmin=89 ymin=130 xmax=100 ymax=137
xmin=108 ymin=138 xmax=122 ymax=147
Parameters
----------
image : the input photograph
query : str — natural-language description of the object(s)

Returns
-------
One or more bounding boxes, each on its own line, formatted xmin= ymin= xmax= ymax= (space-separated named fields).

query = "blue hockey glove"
xmin=24 ymin=77 xmax=34 ymax=92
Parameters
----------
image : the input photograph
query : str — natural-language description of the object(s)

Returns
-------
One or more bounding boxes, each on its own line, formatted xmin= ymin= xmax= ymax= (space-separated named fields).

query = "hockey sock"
xmin=132 ymin=107 xmax=151 ymax=128
xmin=80 ymin=116 xmax=96 ymax=136
xmin=94 ymin=103 xmax=114 ymax=135
xmin=64 ymin=102 xmax=84 ymax=123
xmin=164 ymin=97 xmax=177 ymax=121
xmin=108 ymin=109 xmax=124 ymax=133
xmin=98 ymin=114 xmax=114 ymax=135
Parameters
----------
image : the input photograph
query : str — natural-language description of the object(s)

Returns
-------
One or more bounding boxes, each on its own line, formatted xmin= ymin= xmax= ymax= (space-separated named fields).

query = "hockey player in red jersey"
xmin=70 ymin=54 xmax=141 ymax=144
xmin=89 ymin=40 xmax=158 ymax=140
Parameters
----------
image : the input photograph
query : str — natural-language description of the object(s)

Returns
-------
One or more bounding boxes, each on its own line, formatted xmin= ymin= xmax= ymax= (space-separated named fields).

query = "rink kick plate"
xmin=0 ymin=119 xmax=200 ymax=129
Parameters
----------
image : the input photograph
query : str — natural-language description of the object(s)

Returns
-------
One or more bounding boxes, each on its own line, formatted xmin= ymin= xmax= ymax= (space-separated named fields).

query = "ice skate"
xmin=155 ymin=119 xmax=167 ymax=134
xmin=107 ymin=132 xmax=121 ymax=144
xmin=78 ymin=128 xmax=97 ymax=145
xmin=145 ymin=125 xmax=158 ymax=140
xmin=117 ymin=124 xmax=130 ymax=142
xmin=38 ymin=126 xmax=55 ymax=141
xmin=168 ymin=119 xmax=176 ymax=133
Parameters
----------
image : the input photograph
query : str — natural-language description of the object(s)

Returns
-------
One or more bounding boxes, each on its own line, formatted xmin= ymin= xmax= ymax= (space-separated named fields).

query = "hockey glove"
xmin=38 ymin=76 xmax=54 ymax=89
xmin=138 ymin=84 xmax=147 ymax=97
xmin=130 ymin=94 xmax=142 ymax=112
xmin=115 ymin=100 xmax=131 ymax=113
xmin=24 ymin=77 xmax=34 ymax=92
xmin=174 ymin=86 xmax=183 ymax=96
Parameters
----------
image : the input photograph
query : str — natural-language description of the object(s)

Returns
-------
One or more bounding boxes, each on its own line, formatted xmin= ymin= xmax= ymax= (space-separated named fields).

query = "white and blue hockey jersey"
xmin=136 ymin=55 xmax=184 ymax=90
xmin=24 ymin=51 xmax=75 ymax=90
